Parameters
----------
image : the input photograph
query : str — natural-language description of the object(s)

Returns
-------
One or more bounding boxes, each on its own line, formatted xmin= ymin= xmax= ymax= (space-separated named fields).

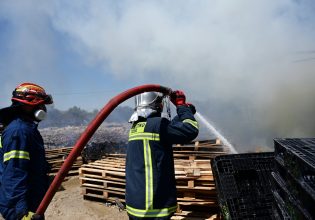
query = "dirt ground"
xmin=45 ymin=177 xmax=129 ymax=220
xmin=0 ymin=177 xmax=216 ymax=220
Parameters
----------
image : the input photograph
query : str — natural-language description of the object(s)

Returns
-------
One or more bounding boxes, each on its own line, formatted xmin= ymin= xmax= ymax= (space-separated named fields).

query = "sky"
xmin=0 ymin=0 xmax=315 ymax=151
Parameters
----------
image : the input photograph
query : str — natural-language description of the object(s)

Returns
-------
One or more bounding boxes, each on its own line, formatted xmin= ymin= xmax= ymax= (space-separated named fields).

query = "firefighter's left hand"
xmin=187 ymin=103 xmax=196 ymax=114
xmin=22 ymin=212 xmax=44 ymax=220
xmin=170 ymin=90 xmax=186 ymax=106
xmin=22 ymin=212 xmax=34 ymax=220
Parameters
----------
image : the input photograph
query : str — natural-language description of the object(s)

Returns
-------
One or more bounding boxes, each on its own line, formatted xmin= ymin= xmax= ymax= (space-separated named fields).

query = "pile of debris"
xmin=82 ymin=142 xmax=127 ymax=162
xmin=40 ymin=123 xmax=130 ymax=149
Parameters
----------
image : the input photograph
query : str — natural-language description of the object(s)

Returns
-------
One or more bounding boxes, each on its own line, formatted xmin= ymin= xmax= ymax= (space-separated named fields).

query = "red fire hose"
xmin=36 ymin=84 xmax=172 ymax=216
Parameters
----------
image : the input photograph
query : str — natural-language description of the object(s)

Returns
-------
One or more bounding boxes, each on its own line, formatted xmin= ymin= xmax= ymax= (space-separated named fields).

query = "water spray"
xmin=195 ymin=112 xmax=238 ymax=154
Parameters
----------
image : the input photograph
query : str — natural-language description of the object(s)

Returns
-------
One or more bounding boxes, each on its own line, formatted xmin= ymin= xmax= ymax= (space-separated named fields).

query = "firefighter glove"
xmin=21 ymin=212 xmax=34 ymax=220
xmin=171 ymin=90 xmax=186 ymax=106
xmin=21 ymin=212 xmax=44 ymax=220
xmin=187 ymin=103 xmax=196 ymax=114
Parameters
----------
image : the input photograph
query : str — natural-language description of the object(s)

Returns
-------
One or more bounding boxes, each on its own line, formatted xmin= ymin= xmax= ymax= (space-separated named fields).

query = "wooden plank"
xmin=82 ymin=164 xmax=125 ymax=172
xmin=81 ymin=186 xmax=125 ymax=201
xmin=80 ymin=173 xmax=125 ymax=183
xmin=79 ymin=167 xmax=126 ymax=177
xmin=172 ymin=211 xmax=220 ymax=220
xmin=48 ymin=169 xmax=79 ymax=176
xmin=81 ymin=183 xmax=125 ymax=193
xmin=177 ymin=198 xmax=217 ymax=203
xmin=178 ymin=201 xmax=217 ymax=206
xmin=174 ymin=151 xmax=227 ymax=155
xmin=80 ymin=177 xmax=126 ymax=189
xmin=176 ymin=185 xmax=216 ymax=191
xmin=175 ymin=170 xmax=212 ymax=175
xmin=176 ymin=180 xmax=215 ymax=188
xmin=175 ymin=175 xmax=214 ymax=181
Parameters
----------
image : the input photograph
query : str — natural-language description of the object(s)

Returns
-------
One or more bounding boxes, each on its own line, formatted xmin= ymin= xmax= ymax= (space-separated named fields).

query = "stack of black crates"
xmin=273 ymin=138 xmax=315 ymax=219
xmin=211 ymin=152 xmax=275 ymax=219
xmin=211 ymin=139 xmax=315 ymax=219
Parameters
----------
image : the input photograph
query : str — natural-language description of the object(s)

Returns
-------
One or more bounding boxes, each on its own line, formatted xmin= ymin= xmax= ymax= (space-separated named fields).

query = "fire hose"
xmin=36 ymin=84 xmax=172 ymax=216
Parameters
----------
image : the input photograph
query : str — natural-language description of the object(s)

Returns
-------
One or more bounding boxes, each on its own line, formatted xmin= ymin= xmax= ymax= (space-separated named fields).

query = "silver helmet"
xmin=135 ymin=92 xmax=164 ymax=111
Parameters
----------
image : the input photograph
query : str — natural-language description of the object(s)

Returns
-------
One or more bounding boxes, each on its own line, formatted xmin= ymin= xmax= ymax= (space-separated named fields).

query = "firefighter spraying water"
xmin=36 ymin=84 xmax=176 ymax=217
xmin=126 ymin=90 xmax=198 ymax=219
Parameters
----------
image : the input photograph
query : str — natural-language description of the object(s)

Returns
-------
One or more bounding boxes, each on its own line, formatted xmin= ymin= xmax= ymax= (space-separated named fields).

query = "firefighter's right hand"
xmin=171 ymin=90 xmax=186 ymax=106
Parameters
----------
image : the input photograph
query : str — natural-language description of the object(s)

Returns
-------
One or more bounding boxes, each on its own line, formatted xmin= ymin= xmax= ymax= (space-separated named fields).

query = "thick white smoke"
xmin=1 ymin=0 xmax=315 ymax=150
xmin=48 ymin=1 xmax=315 ymax=99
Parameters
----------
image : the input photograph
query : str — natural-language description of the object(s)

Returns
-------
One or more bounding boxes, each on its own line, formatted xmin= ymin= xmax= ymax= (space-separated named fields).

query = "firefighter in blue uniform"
xmin=0 ymin=83 xmax=53 ymax=220
xmin=126 ymin=90 xmax=199 ymax=220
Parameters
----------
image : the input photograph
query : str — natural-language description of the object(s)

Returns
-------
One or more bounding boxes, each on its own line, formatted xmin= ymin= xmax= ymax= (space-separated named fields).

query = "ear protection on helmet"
xmin=33 ymin=105 xmax=47 ymax=121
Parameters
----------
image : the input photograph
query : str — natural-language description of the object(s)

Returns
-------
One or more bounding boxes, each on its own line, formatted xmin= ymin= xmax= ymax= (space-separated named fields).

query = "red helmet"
xmin=11 ymin=82 xmax=53 ymax=106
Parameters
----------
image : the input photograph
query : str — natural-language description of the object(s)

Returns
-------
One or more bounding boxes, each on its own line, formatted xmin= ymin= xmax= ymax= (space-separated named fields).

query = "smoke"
xmin=0 ymin=1 xmax=80 ymax=108
xmin=1 ymin=1 xmax=315 ymax=151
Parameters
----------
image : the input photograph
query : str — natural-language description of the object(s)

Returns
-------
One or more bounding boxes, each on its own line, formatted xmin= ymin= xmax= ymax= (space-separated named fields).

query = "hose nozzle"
xmin=159 ymin=86 xmax=173 ymax=96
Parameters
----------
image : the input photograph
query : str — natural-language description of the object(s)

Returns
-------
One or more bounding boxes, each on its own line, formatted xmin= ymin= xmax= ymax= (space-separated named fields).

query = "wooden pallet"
xmin=45 ymin=147 xmax=83 ymax=177
xmin=173 ymin=153 xmax=226 ymax=160
xmin=80 ymin=157 xmax=218 ymax=204
xmin=82 ymin=187 xmax=125 ymax=202
xmin=79 ymin=167 xmax=125 ymax=182
xmin=45 ymin=147 xmax=73 ymax=159
xmin=176 ymin=179 xmax=215 ymax=188
xmin=174 ymin=140 xmax=229 ymax=150
xmin=80 ymin=177 xmax=125 ymax=191
xmin=173 ymin=207 xmax=221 ymax=220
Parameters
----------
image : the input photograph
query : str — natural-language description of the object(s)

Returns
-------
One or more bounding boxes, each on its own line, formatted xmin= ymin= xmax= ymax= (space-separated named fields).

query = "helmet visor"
xmin=42 ymin=94 xmax=53 ymax=104
xmin=135 ymin=92 xmax=163 ymax=107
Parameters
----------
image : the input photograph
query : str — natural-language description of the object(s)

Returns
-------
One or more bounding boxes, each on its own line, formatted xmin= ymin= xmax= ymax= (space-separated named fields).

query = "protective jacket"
xmin=126 ymin=105 xmax=199 ymax=219
xmin=0 ymin=115 xmax=50 ymax=220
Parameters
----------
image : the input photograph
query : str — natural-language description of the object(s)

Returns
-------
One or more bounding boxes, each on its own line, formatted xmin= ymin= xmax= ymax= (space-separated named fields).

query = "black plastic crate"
xmin=211 ymin=152 xmax=274 ymax=219
xmin=274 ymin=158 xmax=315 ymax=216
xmin=274 ymin=138 xmax=315 ymax=182
xmin=271 ymin=172 xmax=313 ymax=219
xmin=272 ymin=189 xmax=291 ymax=220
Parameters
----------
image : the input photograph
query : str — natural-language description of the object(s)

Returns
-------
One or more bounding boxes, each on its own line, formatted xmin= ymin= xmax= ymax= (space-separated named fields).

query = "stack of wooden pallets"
xmin=79 ymin=139 xmax=229 ymax=219
xmin=45 ymin=147 xmax=83 ymax=177
xmin=173 ymin=140 xmax=228 ymax=219
xmin=79 ymin=157 xmax=126 ymax=203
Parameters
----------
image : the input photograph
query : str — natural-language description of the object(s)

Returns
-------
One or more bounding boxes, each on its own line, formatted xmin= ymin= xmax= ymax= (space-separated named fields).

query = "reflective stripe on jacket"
xmin=0 ymin=117 xmax=50 ymax=220
xmin=126 ymin=105 xmax=199 ymax=218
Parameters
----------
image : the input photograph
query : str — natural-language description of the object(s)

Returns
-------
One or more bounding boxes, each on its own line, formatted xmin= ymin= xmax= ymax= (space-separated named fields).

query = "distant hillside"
xmin=40 ymin=105 xmax=133 ymax=128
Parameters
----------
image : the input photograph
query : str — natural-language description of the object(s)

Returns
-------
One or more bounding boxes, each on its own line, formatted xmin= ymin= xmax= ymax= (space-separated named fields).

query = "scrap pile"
xmin=79 ymin=139 xmax=229 ymax=219
xmin=45 ymin=147 xmax=83 ymax=178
